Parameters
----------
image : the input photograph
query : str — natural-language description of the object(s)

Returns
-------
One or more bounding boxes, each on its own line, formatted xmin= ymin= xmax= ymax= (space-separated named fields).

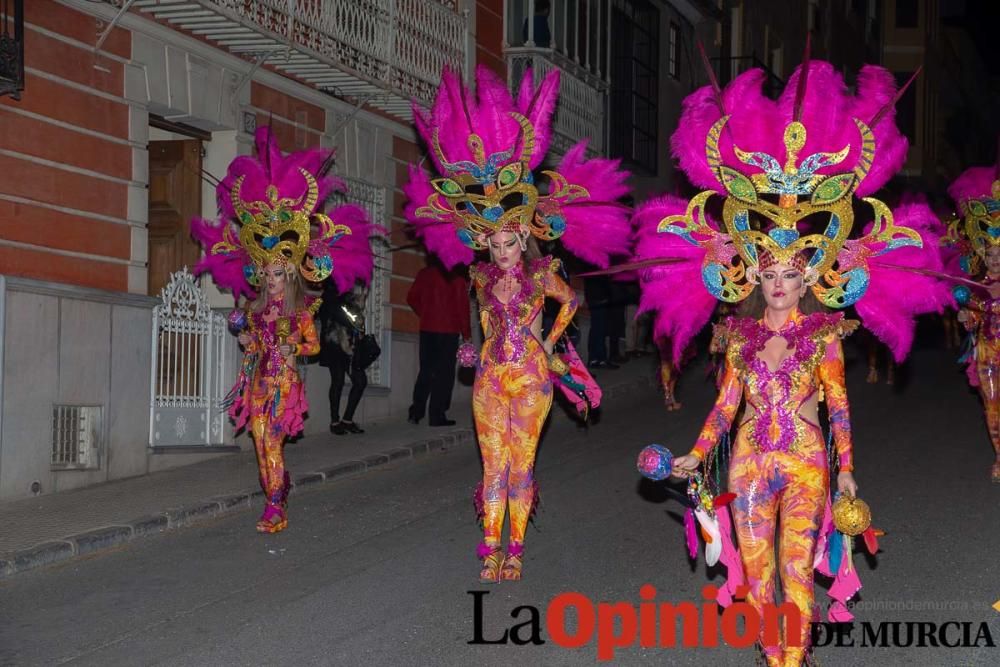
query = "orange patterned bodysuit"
xmin=470 ymin=257 xmax=577 ymax=551
xmin=961 ymin=277 xmax=1000 ymax=480
xmin=692 ymin=309 xmax=855 ymax=667
xmin=231 ymin=301 xmax=320 ymax=508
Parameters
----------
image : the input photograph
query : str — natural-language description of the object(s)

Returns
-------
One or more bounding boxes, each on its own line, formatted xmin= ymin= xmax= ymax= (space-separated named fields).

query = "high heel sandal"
xmin=478 ymin=543 xmax=503 ymax=583
xmin=500 ymin=543 xmax=524 ymax=581
xmin=256 ymin=502 xmax=287 ymax=533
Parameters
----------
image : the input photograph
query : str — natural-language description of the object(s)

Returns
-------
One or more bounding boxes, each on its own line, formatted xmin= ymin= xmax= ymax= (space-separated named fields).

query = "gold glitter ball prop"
xmin=832 ymin=496 xmax=871 ymax=536
xmin=548 ymin=355 xmax=569 ymax=376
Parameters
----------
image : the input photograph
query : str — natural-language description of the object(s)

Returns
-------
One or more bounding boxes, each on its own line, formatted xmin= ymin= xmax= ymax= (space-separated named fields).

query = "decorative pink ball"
xmin=457 ymin=342 xmax=478 ymax=368
xmin=637 ymin=444 xmax=674 ymax=481
xmin=228 ymin=309 xmax=248 ymax=334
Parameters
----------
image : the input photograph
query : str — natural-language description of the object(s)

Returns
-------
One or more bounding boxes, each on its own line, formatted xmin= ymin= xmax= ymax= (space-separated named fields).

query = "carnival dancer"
xmin=403 ymin=66 xmax=631 ymax=582
xmin=633 ymin=60 xmax=951 ymax=665
xmin=192 ymin=127 xmax=375 ymax=533
xmin=946 ymin=166 xmax=1000 ymax=482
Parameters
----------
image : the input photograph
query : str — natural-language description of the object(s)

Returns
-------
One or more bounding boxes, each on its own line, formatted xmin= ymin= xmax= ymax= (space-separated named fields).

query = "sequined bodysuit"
xmin=962 ymin=277 xmax=1000 ymax=478
xmin=470 ymin=256 xmax=577 ymax=549
xmin=231 ymin=302 xmax=319 ymax=507
xmin=692 ymin=309 xmax=856 ymax=667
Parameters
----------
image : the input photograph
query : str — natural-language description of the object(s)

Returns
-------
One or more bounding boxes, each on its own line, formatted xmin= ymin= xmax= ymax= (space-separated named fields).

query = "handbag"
xmin=352 ymin=333 xmax=382 ymax=370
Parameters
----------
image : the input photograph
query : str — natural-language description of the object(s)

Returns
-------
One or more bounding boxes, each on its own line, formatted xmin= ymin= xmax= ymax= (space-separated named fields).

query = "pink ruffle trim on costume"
xmin=814 ymin=500 xmax=864 ymax=622
xmin=712 ymin=505 xmax=746 ymax=607
xmin=276 ymin=381 xmax=308 ymax=438
xmin=226 ymin=380 xmax=308 ymax=438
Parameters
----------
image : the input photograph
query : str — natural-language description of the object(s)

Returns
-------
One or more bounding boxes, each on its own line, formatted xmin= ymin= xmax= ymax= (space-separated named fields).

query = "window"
xmin=668 ymin=22 xmax=680 ymax=79
xmin=893 ymin=71 xmax=917 ymax=141
xmin=895 ymin=0 xmax=918 ymax=28
xmin=609 ymin=0 xmax=659 ymax=174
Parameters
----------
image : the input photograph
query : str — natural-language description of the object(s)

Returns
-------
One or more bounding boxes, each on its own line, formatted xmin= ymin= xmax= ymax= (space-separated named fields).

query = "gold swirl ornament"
xmin=832 ymin=495 xmax=872 ymax=536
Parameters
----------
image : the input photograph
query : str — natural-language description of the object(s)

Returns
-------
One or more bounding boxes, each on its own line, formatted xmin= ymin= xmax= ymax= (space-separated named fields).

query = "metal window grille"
xmin=51 ymin=405 xmax=103 ymax=469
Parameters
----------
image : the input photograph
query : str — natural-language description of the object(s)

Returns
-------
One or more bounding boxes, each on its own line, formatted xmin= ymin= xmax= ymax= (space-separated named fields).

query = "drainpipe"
xmin=0 ymin=275 xmax=6 ymax=486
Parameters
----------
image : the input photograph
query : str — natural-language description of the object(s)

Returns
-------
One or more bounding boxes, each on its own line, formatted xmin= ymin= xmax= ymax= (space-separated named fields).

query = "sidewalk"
xmin=0 ymin=355 xmax=658 ymax=580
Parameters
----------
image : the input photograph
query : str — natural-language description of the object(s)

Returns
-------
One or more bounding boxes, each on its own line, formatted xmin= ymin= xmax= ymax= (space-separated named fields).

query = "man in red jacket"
xmin=407 ymin=261 xmax=472 ymax=426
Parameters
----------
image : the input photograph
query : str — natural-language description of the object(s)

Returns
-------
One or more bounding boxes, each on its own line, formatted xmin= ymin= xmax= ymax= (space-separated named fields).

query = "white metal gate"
xmin=149 ymin=268 xmax=231 ymax=447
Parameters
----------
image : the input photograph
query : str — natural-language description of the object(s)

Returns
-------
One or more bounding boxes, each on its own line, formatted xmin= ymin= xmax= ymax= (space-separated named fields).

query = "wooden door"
xmin=147 ymin=140 xmax=203 ymax=297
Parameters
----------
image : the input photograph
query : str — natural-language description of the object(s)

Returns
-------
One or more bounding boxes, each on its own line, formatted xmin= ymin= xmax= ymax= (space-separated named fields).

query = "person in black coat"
xmin=318 ymin=283 xmax=369 ymax=435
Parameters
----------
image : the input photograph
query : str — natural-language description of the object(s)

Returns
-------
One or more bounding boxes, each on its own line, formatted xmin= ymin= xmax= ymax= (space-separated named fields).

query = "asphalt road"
xmin=1 ymin=330 xmax=998 ymax=666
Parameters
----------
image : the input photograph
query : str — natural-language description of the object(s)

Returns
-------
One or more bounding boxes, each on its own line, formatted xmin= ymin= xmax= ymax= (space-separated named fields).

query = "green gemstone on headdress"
xmin=439 ymin=179 xmax=462 ymax=195
xmin=811 ymin=174 xmax=854 ymax=205
xmin=279 ymin=209 xmax=293 ymax=222
xmin=240 ymin=211 xmax=254 ymax=224
xmin=498 ymin=165 xmax=519 ymax=187
xmin=730 ymin=179 xmax=754 ymax=199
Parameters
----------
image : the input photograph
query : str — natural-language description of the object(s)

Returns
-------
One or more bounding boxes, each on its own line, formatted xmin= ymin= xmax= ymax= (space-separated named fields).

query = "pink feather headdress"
xmin=944 ymin=165 xmax=1000 ymax=275
xmin=404 ymin=65 xmax=631 ymax=268
xmin=634 ymin=60 xmax=951 ymax=361
xmin=191 ymin=127 xmax=378 ymax=299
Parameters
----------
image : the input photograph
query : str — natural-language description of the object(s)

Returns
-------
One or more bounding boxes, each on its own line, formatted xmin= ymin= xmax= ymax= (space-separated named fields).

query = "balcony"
xmin=0 ymin=0 xmax=24 ymax=100
xmin=108 ymin=0 xmax=469 ymax=121
xmin=504 ymin=0 xmax=611 ymax=158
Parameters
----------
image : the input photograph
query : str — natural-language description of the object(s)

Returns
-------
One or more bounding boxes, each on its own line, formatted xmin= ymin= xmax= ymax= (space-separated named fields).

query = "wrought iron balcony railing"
xmin=113 ymin=0 xmax=469 ymax=120
xmin=506 ymin=49 xmax=607 ymax=159
xmin=0 ymin=0 xmax=25 ymax=100
xmin=503 ymin=0 xmax=611 ymax=158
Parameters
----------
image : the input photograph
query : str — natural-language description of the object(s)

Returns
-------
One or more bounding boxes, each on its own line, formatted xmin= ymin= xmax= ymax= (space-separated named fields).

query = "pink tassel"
xmin=683 ymin=508 xmax=698 ymax=560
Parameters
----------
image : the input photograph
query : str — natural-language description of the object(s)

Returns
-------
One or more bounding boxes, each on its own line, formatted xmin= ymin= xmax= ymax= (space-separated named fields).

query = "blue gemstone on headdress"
xmin=548 ymin=215 xmax=567 ymax=234
xmin=768 ymin=228 xmax=800 ymax=248
xmin=483 ymin=206 xmax=504 ymax=222
xmin=952 ymin=285 xmax=971 ymax=306
xmin=243 ymin=264 xmax=259 ymax=284
xmin=262 ymin=235 xmax=279 ymax=249
xmin=989 ymin=226 xmax=1000 ymax=239
xmin=457 ymin=228 xmax=476 ymax=248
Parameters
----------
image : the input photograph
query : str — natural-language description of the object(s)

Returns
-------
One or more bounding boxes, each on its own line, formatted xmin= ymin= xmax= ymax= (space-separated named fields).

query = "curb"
xmin=0 ymin=369 xmax=656 ymax=581
xmin=0 ymin=430 xmax=473 ymax=581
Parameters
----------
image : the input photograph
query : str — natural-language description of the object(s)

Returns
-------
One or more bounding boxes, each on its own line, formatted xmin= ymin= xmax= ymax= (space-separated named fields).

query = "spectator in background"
xmin=407 ymin=260 xmax=471 ymax=427
xmin=319 ymin=282 xmax=369 ymax=435
xmin=584 ymin=274 xmax=617 ymax=369
xmin=607 ymin=278 xmax=630 ymax=365
xmin=522 ymin=0 xmax=551 ymax=47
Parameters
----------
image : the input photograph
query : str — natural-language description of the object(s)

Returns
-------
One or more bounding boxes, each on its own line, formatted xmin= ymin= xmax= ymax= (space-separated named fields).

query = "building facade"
xmin=0 ymin=0 xmax=507 ymax=500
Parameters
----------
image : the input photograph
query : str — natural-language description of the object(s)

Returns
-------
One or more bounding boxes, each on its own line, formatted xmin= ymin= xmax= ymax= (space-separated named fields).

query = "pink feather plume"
xmin=402 ymin=165 xmax=474 ymax=269
xmin=190 ymin=217 xmax=255 ymax=300
xmin=851 ymin=199 xmax=955 ymax=361
xmin=632 ymin=195 xmax=718 ymax=364
xmin=556 ymin=142 xmax=632 ymax=268
xmin=948 ymin=166 xmax=994 ymax=204
xmin=192 ymin=126 xmax=376 ymax=298
xmin=670 ymin=61 xmax=909 ymax=197
xmin=406 ymin=66 xmax=630 ymax=268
